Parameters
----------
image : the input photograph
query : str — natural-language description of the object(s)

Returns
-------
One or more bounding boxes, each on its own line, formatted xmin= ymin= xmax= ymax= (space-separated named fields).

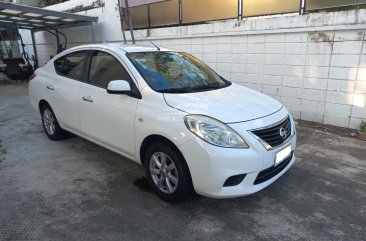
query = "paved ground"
xmin=0 ymin=83 xmax=365 ymax=241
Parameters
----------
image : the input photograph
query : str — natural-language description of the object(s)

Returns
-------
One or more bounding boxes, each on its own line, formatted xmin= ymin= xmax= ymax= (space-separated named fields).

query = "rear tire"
xmin=40 ymin=104 xmax=68 ymax=140
xmin=144 ymin=142 xmax=193 ymax=202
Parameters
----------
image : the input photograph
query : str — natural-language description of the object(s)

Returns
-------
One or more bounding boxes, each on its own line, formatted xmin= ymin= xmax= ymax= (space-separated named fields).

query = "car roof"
xmin=66 ymin=43 xmax=174 ymax=53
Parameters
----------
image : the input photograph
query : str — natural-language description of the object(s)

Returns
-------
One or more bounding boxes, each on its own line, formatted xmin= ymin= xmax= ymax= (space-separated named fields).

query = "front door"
xmin=78 ymin=50 xmax=139 ymax=158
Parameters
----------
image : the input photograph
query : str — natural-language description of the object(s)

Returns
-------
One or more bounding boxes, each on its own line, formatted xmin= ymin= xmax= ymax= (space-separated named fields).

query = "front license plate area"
xmin=275 ymin=145 xmax=292 ymax=166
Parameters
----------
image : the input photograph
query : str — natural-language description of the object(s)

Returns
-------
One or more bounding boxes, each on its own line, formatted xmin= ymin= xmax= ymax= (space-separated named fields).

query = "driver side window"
xmin=88 ymin=51 xmax=133 ymax=89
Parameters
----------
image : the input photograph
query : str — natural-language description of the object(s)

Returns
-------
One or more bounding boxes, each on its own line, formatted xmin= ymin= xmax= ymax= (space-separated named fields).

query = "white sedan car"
xmin=29 ymin=44 xmax=296 ymax=202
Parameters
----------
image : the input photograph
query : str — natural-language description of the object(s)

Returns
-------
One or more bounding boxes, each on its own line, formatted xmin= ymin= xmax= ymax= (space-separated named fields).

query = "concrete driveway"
xmin=0 ymin=84 xmax=365 ymax=241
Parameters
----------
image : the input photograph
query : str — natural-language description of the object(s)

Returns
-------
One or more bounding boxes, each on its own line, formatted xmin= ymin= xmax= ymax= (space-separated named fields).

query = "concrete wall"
xmin=20 ymin=0 xmax=366 ymax=129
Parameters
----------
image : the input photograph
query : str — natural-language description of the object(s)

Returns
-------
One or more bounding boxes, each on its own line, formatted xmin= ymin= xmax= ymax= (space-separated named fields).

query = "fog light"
xmin=223 ymin=174 xmax=246 ymax=187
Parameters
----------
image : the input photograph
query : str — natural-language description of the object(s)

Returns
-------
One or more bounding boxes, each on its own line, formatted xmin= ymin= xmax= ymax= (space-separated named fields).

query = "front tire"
xmin=144 ymin=142 xmax=193 ymax=202
xmin=40 ymin=104 xmax=68 ymax=140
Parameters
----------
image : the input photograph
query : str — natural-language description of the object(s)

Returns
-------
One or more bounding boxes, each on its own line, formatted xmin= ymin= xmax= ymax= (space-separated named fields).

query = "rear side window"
xmin=88 ymin=51 xmax=132 ymax=89
xmin=54 ymin=51 xmax=87 ymax=81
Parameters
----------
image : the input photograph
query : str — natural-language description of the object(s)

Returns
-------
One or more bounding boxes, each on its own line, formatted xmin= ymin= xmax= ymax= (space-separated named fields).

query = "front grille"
xmin=223 ymin=174 xmax=246 ymax=187
xmin=254 ymin=152 xmax=293 ymax=185
xmin=251 ymin=116 xmax=291 ymax=149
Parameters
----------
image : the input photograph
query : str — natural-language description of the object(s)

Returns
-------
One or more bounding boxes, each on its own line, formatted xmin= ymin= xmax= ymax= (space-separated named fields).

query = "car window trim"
xmin=83 ymin=50 xmax=141 ymax=98
xmin=53 ymin=50 xmax=89 ymax=82
xmin=82 ymin=50 xmax=93 ymax=83
xmin=90 ymin=48 xmax=141 ymax=87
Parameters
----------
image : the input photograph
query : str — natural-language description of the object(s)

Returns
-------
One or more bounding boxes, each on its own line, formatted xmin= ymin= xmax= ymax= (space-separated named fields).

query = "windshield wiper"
xmin=159 ymin=83 xmax=223 ymax=93
xmin=159 ymin=87 xmax=191 ymax=93
xmin=189 ymin=83 xmax=222 ymax=91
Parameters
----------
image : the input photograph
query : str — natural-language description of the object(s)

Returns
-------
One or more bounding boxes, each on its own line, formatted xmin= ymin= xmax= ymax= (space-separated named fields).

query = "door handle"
xmin=82 ymin=96 xmax=93 ymax=103
xmin=46 ymin=85 xmax=54 ymax=90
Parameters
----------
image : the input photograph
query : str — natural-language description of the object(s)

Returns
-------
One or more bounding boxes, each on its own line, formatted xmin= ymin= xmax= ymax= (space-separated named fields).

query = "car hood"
xmin=163 ymin=83 xmax=283 ymax=123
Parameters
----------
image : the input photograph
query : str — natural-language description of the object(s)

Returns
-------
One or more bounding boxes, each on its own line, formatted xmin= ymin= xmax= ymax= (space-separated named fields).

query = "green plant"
xmin=359 ymin=119 xmax=366 ymax=133
xmin=38 ymin=0 xmax=68 ymax=7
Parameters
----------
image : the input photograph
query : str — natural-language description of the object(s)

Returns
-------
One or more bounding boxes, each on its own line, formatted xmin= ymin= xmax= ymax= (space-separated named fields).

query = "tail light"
xmin=29 ymin=74 xmax=37 ymax=81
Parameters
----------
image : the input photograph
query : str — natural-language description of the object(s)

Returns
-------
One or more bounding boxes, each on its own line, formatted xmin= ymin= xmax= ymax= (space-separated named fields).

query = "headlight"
xmin=184 ymin=115 xmax=249 ymax=148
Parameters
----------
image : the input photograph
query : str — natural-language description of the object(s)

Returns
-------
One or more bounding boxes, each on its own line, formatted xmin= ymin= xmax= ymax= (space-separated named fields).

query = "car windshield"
xmin=126 ymin=51 xmax=231 ymax=93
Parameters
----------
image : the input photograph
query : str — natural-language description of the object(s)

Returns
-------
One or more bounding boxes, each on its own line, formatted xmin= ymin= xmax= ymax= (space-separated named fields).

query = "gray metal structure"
xmin=0 ymin=2 xmax=98 ymax=69
xmin=0 ymin=2 xmax=98 ymax=31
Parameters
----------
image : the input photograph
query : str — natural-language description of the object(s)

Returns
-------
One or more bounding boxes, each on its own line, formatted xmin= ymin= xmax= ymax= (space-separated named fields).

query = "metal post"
xmin=30 ymin=30 xmax=38 ymax=69
xmin=299 ymin=0 xmax=307 ymax=14
xmin=124 ymin=0 xmax=135 ymax=44
xmin=118 ymin=0 xmax=127 ymax=44
xmin=55 ymin=29 xmax=61 ymax=53
xmin=90 ymin=22 xmax=96 ymax=43
xmin=147 ymin=4 xmax=151 ymax=37
xmin=238 ymin=0 xmax=241 ymax=20
xmin=10 ymin=39 xmax=21 ymax=58
xmin=179 ymin=0 xmax=182 ymax=25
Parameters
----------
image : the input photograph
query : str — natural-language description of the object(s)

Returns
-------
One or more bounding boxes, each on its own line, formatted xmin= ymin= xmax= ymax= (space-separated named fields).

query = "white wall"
xmin=20 ymin=0 xmax=123 ymax=65
xmin=20 ymin=1 xmax=366 ymax=129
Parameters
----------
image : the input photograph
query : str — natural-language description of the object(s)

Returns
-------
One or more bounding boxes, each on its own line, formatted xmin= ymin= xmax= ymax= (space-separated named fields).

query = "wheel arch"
xmin=38 ymin=99 xmax=50 ymax=114
xmin=139 ymin=134 xmax=194 ymax=191
xmin=140 ymin=134 xmax=179 ymax=166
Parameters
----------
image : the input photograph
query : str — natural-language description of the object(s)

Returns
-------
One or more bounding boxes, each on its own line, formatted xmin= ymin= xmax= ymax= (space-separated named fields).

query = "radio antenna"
xmin=134 ymin=30 xmax=161 ymax=51
xmin=150 ymin=41 xmax=160 ymax=51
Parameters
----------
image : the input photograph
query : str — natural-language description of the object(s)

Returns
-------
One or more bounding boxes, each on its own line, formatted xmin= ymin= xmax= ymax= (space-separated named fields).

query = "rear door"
xmin=51 ymin=50 xmax=88 ymax=132
xmin=78 ymin=50 xmax=139 ymax=158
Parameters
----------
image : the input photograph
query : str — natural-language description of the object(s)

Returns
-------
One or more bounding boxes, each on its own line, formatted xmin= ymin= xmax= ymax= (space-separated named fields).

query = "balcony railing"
xmin=122 ymin=0 xmax=366 ymax=30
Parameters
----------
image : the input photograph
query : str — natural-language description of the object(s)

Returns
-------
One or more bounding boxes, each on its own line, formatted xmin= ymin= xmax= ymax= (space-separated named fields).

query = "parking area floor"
xmin=0 ymin=84 xmax=365 ymax=241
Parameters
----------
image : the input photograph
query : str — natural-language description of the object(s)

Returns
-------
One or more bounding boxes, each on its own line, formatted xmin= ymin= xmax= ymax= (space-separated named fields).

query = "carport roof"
xmin=0 ymin=2 xmax=98 ymax=32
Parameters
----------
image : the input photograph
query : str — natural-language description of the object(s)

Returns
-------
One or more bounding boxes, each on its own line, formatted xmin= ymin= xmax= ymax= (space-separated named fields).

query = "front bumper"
xmin=178 ymin=107 xmax=297 ymax=198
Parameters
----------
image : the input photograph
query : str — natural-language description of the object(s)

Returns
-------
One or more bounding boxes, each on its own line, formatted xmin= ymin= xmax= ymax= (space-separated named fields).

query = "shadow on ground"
xmin=0 ymin=84 xmax=365 ymax=241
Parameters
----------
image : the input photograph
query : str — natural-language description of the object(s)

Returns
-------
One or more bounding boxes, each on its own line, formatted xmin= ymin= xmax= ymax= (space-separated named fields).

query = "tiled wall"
xmin=140 ymin=30 xmax=366 ymax=129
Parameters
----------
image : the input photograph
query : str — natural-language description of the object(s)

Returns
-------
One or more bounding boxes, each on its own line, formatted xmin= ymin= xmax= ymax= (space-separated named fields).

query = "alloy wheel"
xmin=149 ymin=152 xmax=179 ymax=194
xmin=43 ymin=109 xmax=56 ymax=135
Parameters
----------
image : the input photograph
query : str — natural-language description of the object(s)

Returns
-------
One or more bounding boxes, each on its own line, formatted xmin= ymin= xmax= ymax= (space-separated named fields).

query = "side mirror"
xmin=107 ymin=80 xmax=131 ymax=94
